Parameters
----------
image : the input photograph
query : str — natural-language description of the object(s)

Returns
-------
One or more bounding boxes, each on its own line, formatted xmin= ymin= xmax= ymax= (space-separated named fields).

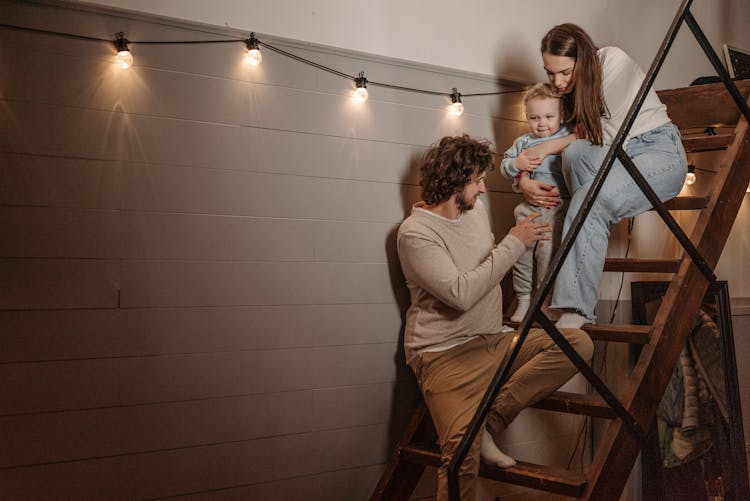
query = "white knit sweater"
xmin=397 ymin=199 xmax=526 ymax=369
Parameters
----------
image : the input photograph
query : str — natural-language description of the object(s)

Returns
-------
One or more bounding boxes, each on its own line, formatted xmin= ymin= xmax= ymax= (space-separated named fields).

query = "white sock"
xmin=555 ymin=312 xmax=589 ymax=329
xmin=480 ymin=429 xmax=516 ymax=468
xmin=510 ymin=295 xmax=530 ymax=323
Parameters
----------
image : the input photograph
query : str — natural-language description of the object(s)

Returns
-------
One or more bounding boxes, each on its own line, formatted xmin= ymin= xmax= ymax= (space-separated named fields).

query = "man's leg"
xmin=417 ymin=336 xmax=511 ymax=501
xmin=486 ymin=328 xmax=594 ymax=434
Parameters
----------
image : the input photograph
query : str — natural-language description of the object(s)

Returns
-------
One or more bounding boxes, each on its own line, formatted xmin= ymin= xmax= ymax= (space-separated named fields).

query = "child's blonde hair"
xmin=523 ymin=82 xmax=561 ymax=106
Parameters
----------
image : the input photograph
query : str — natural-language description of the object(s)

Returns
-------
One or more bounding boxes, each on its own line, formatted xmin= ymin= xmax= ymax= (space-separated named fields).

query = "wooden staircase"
xmin=371 ymin=61 xmax=750 ymax=501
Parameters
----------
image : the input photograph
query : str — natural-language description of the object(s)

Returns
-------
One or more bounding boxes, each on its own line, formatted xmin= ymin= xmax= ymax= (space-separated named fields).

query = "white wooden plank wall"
xmin=0 ymin=1 xmax=586 ymax=499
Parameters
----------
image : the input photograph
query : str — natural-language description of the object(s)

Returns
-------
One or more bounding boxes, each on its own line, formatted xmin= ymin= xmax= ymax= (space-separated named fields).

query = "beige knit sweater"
xmin=397 ymin=199 xmax=526 ymax=369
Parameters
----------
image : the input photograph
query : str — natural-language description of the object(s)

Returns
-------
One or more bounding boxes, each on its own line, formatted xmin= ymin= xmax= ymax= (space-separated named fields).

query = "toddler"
xmin=501 ymin=82 xmax=570 ymax=322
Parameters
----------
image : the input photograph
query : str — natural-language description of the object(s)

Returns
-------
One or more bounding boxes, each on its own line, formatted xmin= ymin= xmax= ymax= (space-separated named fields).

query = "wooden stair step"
xmin=505 ymin=320 xmax=650 ymax=344
xmin=656 ymin=79 xmax=750 ymax=130
xmin=661 ymin=195 xmax=709 ymax=211
xmin=603 ymin=258 xmax=680 ymax=273
xmin=681 ymin=132 xmax=735 ymax=152
xmin=584 ymin=323 xmax=650 ymax=344
xmin=532 ymin=391 xmax=616 ymax=419
xmin=399 ymin=443 xmax=587 ymax=498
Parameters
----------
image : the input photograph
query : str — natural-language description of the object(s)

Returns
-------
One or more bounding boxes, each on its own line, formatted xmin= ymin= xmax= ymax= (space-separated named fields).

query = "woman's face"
xmin=542 ymin=52 xmax=576 ymax=94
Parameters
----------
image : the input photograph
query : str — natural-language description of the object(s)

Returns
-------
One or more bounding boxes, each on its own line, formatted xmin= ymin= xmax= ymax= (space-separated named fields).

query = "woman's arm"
xmin=523 ymin=133 xmax=577 ymax=159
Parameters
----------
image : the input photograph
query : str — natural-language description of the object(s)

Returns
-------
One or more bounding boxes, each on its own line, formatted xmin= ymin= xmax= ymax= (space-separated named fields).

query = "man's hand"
xmin=509 ymin=212 xmax=551 ymax=246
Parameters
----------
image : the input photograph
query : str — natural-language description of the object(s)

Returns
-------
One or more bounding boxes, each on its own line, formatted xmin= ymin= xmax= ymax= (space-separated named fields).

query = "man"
xmin=397 ymin=134 xmax=593 ymax=500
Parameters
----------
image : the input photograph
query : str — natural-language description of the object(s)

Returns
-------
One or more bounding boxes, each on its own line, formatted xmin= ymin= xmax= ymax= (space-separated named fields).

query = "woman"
xmin=517 ymin=23 xmax=687 ymax=328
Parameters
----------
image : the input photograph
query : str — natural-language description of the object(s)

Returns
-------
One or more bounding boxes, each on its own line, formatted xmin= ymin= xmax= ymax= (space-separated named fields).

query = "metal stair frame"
xmin=447 ymin=0 xmax=750 ymax=498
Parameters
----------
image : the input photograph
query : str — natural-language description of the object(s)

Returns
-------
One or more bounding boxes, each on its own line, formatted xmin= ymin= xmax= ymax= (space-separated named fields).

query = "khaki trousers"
xmin=414 ymin=328 xmax=593 ymax=501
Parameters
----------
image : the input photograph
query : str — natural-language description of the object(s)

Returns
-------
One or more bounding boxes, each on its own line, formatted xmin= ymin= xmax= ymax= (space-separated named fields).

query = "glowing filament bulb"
xmin=354 ymin=86 xmax=369 ymax=102
xmin=113 ymin=32 xmax=132 ymax=69
xmin=245 ymin=33 xmax=262 ymax=66
xmin=115 ymin=50 xmax=133 ymax=69
xmin=354 ymin=72 xmax=368 ymax=103
xmin=685 ymin=164 xmax=696 ymax=186
xmin=246 ymin=48 xmax=262 ymax=65
xmin=449 ymin=88 xmax=464 ymax=116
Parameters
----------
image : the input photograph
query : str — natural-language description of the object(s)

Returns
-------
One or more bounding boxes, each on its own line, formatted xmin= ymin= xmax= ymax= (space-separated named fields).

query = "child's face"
xmin=525 ymin=97 xmax=562 ymax=138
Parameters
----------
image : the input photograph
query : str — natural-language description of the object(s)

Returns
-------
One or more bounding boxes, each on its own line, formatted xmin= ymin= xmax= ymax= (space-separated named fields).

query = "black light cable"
xmin=0 ymin=22 xmax=526 ymax=109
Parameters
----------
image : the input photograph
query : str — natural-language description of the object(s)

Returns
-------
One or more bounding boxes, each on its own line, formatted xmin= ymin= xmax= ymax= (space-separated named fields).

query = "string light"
xmin=449 ymin=88 xmax=464 ymax=116
xmin=0 ymin=22 xmax=525 ymax=113
xmin=685 ymin=163 xmax=696 ymax=185
xmin=113 ymin=32 xmax=132 ymax=69
xmin=353 ymin=71 xmax=368 ymax=103
xmin=244 ymin=32 xmax=262 ymax=65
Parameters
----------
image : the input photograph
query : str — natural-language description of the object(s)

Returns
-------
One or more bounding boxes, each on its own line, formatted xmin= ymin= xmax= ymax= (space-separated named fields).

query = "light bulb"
xmin=113 ymin=32 xmax=132 ymax=69
xmin=353 ymin=72 xmax=368 ymax=103
xmin=246 ymin=48 xmax=262 ymax=65
xmin=245 ymin=33 xmax=262 ymax=66
xmin=354 ymin=86 xmax=369 ymax=103
xmin=115 ymin=50 xmax=133 ymax=69
xmin=449 ymin=88 xmax=464 ymax=116
xmin=685 ymin=164 xmax=696 ymax=186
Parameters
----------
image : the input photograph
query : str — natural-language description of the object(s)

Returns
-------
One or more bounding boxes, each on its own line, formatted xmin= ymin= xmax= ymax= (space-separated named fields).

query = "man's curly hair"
xmin=420 ymin=135 xmax=496 ymax=205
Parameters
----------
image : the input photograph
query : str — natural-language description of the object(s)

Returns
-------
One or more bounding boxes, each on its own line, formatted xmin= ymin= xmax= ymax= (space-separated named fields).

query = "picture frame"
xmin=723 ymin=43 xmax=750 ymax=80
xmin=631 ymin=281 xmax=749 ymax=501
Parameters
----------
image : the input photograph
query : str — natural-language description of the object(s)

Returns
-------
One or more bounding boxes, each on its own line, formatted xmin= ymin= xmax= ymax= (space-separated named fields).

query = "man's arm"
xmin=398 ymin=231 xmax=525 ymax=312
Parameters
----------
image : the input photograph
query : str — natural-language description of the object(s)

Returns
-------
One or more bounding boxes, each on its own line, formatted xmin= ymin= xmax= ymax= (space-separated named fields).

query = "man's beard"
xmin=456 ymin=192 xmax=476 ymax=212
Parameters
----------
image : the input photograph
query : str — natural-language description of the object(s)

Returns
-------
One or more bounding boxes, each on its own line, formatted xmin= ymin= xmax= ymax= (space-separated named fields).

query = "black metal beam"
xmin=615 ymin=147 xmax=716 ymax=284
xmin=446 ymin=1 xmax=699 ymax=498
xmin=535 ymin=313 xmax=646 ymax=443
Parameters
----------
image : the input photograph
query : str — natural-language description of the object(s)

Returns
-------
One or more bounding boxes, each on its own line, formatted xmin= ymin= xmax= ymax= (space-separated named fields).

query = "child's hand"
xmin=515 ymin=150 xmax=542 ymax=172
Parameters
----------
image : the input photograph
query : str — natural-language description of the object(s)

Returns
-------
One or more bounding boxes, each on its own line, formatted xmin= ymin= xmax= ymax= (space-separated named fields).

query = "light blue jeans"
xmin=550 ymin=123 xmax=688 ymax=322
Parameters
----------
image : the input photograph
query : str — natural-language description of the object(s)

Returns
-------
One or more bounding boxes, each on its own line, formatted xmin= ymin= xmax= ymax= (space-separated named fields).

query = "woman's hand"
xmin=518 ymin=174 xmax=561 ymax=208
xmin=509 ymin=212 xmax=551 ymax=247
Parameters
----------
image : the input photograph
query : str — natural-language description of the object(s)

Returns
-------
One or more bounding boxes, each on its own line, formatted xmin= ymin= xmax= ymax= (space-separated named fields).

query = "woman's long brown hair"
xmin=541 ymin=23 xmax=609 ymax=145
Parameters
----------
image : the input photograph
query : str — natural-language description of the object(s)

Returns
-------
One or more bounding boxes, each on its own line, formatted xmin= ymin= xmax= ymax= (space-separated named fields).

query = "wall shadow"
xmin=384 ymin=151 xmax=423 ymax=451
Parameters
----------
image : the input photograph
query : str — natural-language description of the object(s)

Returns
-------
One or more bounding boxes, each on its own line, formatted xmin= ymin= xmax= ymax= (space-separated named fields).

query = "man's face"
xmin=456 ymin=171 xmax=487 ymax=212
xmin=526 ymin=97 xmax=562 ymax=138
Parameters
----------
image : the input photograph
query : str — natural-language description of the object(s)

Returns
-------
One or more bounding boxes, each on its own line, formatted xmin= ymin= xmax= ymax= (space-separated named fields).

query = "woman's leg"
xmin=551 ymin=125 xmax=687 ymax=322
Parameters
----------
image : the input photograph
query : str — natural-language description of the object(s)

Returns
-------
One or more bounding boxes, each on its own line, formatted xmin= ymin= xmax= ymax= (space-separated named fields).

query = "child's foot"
xmin=555 ymin=312 xmax=589 ymax=329
xmin=480 ymin=429 xmax=516 ymax=468
xmin=509 ymin=296 xmax=530 ymax=323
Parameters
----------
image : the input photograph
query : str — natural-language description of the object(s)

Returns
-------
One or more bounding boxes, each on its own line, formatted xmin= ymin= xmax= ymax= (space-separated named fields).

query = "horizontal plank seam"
xmin=0 ymin=341 xmax=398 ymax=365
xmin=143 ymin=463 xmax=386 ymax=500
xmin=0 ymin=94 xmax=524 ymax=136
xmin=0 ymin=382 xmax=401 ymax=418
xmin=0 ymin=423 xmax=387 ymax=471
xmin=0 ymin=302 xmax=397 ymax=313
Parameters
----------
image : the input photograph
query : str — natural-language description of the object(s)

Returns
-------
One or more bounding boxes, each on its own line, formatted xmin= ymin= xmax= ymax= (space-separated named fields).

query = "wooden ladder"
xmin=371 ymin=4 xmax=750 ymax=498
xmin=371 ymin=79 xmax=750 ymax=501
